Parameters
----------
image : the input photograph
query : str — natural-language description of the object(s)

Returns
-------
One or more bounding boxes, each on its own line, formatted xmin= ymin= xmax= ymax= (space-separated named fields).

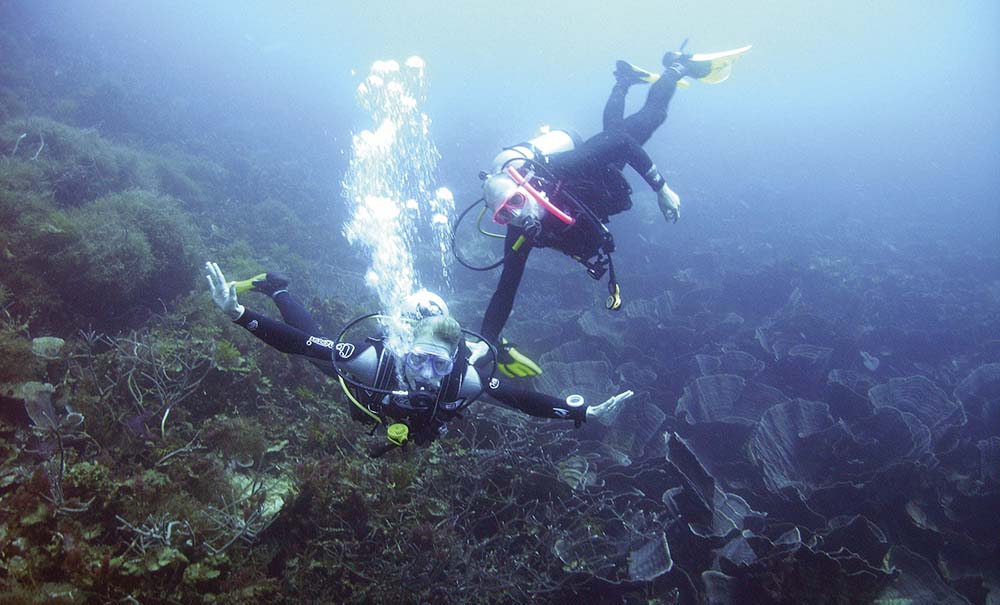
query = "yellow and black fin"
xmin=497 ymin=338 xmax=543 ymax=378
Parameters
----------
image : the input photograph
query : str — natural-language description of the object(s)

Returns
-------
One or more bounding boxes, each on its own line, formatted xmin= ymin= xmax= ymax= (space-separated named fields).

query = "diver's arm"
xmin=612 ymin=137 xmax=681 ymax=223
xmin=463 ymin=364 xmax=632 ymax=424
xmin=480 ymin=373 xmax=587 ymax=422
xmin=564 ymin=132 xmax=663 ymax=191
xmin=552 ymin=133 xmax=678 ymax=222
xmin=257 ymin=285 xmax=340 ymax=377
xmin=233 ymin=309 xmax=335 ymax=363
xmin=605 ymin=134 xmax=681 ymax=223
xmin=480 ymin=229 xmax=532 ymax=344
xmin=207 ymin=261 xmax=334 ymax=363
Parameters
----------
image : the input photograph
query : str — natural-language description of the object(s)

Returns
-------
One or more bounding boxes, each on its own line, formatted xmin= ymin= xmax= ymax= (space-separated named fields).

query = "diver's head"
xmin=403 ymin=315 xmax=462 ymax=394
xmin=483 ymin=172 xmax=543 ymax=228
xmin=400 ymin=289 xmax=449 ymax=321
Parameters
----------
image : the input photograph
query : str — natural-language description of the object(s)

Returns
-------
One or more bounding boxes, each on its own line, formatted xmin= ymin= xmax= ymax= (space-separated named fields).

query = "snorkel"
xmin=504 ymin=166 xmax=575 ymax=226
xmin=451 ymin=128 xmax=581 ymax=271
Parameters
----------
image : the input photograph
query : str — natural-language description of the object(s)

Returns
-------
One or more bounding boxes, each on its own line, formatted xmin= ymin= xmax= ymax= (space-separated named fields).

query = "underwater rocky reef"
xmin=2 ymin=108 xmax=998 ymax=603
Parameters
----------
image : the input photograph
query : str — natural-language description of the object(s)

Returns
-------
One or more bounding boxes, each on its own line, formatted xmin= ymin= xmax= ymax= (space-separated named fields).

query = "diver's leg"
xmin=622 ymin=69 xmax=683 ymax=145
xmin=605 ymin=56 xmax=666 ymax=133
xmin=602 ymin=83 xmax=630 ymax=132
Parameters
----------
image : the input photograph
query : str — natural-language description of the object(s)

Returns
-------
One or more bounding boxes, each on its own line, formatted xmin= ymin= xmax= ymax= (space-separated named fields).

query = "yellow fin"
xmin=232 ymin=273 xmax=267 ymax=294
xmin=688 ymin=45 xmax=752 ymax=84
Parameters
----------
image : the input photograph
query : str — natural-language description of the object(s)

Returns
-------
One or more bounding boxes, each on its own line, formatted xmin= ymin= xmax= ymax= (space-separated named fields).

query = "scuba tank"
xmin=489 ymin=129 xmax=577 ymax=173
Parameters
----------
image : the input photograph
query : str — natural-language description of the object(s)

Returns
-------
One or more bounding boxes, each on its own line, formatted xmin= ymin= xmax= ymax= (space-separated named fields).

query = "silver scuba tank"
xmin=489 ymin=129 xmax=576 ymax=173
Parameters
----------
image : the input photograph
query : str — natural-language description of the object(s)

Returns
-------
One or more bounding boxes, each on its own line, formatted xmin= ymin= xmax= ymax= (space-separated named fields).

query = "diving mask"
xmin=483 ymin=172 xmax=542 ymax=228
xmin=493 ymin=190 xmax=530 ymax=226
xmin=404 ymin=346 xmax=455 ymax=378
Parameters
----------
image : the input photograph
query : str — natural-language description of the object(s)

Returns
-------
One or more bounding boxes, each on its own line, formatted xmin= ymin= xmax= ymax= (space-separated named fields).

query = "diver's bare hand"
xmin=587 ymin=389 xmax=635 ymax=426
xmin=657 ymin=184 xmax=681 ymax=223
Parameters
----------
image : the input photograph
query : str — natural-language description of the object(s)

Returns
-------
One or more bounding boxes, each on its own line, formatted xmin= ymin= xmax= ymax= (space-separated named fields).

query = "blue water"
xmin=17 ymin=0 xmax=999 ymax=247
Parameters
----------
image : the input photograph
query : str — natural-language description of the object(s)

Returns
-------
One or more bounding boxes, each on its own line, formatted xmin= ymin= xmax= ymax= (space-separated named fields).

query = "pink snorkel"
xmin=505 ymin=166 xmax=575 ymax=225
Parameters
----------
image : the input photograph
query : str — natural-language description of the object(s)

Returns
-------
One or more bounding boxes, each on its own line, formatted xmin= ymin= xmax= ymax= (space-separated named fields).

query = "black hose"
xmin=450 ymin=197 xmax=509 ymax=271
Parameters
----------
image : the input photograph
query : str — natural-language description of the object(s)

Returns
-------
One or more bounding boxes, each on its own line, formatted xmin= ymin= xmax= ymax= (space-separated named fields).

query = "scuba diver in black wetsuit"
xmin=205 ymin=262 xmax=634 ymax=456
xmin=468 ymin=50 xmax=724 ymax=378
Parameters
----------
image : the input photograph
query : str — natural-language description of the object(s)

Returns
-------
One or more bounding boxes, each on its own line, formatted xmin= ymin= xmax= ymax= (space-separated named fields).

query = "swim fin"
xmin=685 ymin=45 xmax=752 ymax=84
xmin=614 ymin=60 xmax=659 ymax=86
xmin=497 ymin=338 xmax=543 ymax=378
xmin=232 ymin=273 xmax=266 ymax=295
xmin=232 ymin=272 xmax=289 ymax=296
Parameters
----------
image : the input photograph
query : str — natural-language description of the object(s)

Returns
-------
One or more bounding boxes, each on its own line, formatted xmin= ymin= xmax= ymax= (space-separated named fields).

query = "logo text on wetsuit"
xmin=335 ymin=342 xmax=356 ymax=358
xmin=306 ymin=336 xmax=335 ymax=349
xmin=489 ymin=377 xmax=500 ymax=389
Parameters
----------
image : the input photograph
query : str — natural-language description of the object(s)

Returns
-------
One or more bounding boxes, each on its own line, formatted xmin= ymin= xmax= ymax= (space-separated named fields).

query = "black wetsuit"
xmin=481 ymin=71 xmax=682 ymax=344
xmin=233 ymin=291 xmax=587 ymax=443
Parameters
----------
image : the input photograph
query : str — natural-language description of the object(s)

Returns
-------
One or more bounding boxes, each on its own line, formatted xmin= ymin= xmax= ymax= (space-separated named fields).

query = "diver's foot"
xmin=662 ymin=50 xmax=684 ymax=70
xmin=614 ymin=60 xmax=658 ymax=86
xmin=233 ymin=272 xmax=289 ymax=297
xmin=661 ymin=51 xmax=711 ymax=79
xmin=252 ymin=272 xmax=289 ymax=296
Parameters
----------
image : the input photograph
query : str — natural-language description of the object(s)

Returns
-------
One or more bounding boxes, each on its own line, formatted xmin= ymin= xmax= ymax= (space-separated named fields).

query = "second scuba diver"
xmin=205 ymin=262 xmax=634 ymax=455
xmin=466 ymin=46 xmax=750 ymax=378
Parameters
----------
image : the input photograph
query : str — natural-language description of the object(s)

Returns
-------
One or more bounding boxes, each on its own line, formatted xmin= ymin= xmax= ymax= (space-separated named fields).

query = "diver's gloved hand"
xmin=205 ymin=261 xmax=245 ymax=320
xmin=467 ymin=340 xmax=490 ymax=365
xmin=586 ymin=389 xmax=634 ymax=426
xmin=497 ymin=337 xmax=543 ymax=378
xmin=657 ymin=183 xmax=681 ymax=223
